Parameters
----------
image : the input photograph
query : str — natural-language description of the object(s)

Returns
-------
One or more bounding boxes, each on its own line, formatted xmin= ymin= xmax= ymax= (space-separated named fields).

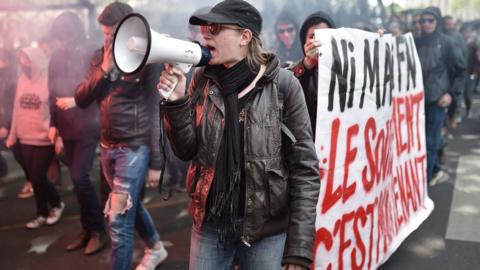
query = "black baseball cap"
xmin=189 ymin=0 xmax=262 ymax=37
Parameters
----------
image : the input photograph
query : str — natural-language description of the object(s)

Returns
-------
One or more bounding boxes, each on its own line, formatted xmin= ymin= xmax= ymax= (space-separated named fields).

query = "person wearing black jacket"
xmin=47 ymin=11 xmax=106 ymax=255
xmin=289 ymin=11 xmax=336 ymax=138
xmin=159 ymin=1 xmax=319 ymax=269
xmin=415 ymin=7 xmax=466 ymax=183
xmin=74 ymin=2 xmax=167 ymax=270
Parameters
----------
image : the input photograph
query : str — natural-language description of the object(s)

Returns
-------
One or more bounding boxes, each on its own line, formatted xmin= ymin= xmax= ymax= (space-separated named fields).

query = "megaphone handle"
xmin=175 ymin=63 xmax=192 ymax=74
xmin=158 ymin=75 xmax=178 ymax=100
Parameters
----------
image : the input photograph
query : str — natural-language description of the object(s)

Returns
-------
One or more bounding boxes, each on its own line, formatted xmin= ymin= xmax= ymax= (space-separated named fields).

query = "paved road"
xmin=381 ymin=96 xmax=480 ymax=270
xmin=1 ymin=95 xmax=480 ymax=270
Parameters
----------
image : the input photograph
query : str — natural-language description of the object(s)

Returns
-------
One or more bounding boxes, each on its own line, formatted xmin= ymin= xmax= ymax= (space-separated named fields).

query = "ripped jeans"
xmin=100 ymin=145 xmax=161 ymax=270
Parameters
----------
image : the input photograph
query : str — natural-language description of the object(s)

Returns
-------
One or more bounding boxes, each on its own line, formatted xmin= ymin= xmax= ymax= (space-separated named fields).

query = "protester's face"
xmin=201 ymin=23 xmax=249 ymax=67
xmin=101 ymin=24 xmax=117 ymax=48
xmin=420 ymin=14 xmax=437 ymax=34
xmin=444 ymin=18 xmax=455 ymax=33
xmin=276 ymin=22 xmax=296 ymax=49
xmin=305 ymin=22 xmax=330 ymax=45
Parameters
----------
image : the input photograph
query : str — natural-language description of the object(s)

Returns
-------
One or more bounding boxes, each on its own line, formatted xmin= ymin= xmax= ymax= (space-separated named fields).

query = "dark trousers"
xmin=465 ymin=76 xmax=478 ymax=113
xmin=64 ymin=138 xmax=105 ymax=233
xmin=20 ymin=144 xmax=60 ymax=217
xmin=425 ymin=104 xmax=447 ymax=182
xmin=0 ymin=146 xmax=7 ymax=178
xmin=12 ymin=142 xmax=28 ymax=181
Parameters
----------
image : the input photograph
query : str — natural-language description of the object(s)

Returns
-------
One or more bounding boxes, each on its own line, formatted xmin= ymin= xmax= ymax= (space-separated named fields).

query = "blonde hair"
xmin=245 ymin=35 xmax=269 ymax=70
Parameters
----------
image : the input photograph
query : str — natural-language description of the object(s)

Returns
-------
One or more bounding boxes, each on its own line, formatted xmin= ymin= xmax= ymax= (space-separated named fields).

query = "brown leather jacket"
xmin=163 ymin=55 xmax=319 ymax=265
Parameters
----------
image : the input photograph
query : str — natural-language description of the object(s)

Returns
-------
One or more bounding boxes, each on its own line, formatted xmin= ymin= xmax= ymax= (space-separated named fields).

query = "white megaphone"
xmin=113 ymin=13 xmax=211 ymax=76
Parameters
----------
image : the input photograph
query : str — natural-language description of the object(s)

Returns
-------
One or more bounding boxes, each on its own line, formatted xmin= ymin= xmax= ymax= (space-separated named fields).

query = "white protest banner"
xmin=313 ymin=29 xmax=434 ymax=270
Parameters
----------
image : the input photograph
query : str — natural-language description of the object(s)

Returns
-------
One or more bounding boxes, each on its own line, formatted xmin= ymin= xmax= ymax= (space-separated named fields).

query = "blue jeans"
xmin=189 ymin=220 xmax=286 ymax=270
xmin=63 ymin=137 xmax=104 ymax=234
xmin=425 ymin=104 xmax=447 ymax=182
xmin=101 ymin=145 xmax=161 ymax=270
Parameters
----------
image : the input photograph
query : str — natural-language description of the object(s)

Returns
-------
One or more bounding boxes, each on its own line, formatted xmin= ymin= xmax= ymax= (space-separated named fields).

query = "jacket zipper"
xmin=241 ymin=105 xmax=251 ymax=248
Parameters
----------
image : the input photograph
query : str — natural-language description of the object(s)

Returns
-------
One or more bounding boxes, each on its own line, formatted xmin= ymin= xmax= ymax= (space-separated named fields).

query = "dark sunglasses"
xmin=420 ymin=18 xmax=435 ymax=24
xmin=277 ymin=27 xmax=295 ymax=34
xmin=200 ymin=24 xmax=244 ymax=36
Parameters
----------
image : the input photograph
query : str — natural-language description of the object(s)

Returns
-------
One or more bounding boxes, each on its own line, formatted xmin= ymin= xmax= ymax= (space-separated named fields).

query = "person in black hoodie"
xmin=272 ymin=10 xmax=304 ymax=64
xmin=415 ymin=7 xmax=466 ymax=184
xmin=289 ymin=11 xmax=336 ymax=137
xmin=48 ymin=11 xmax=106 ymax=255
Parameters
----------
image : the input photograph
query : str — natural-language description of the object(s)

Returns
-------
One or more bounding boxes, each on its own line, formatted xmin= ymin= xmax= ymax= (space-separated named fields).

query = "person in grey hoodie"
xmin=6 ymin=47 xmax=65 ymax=229
xmin=415 ymin=7 xmax=466 ymax=183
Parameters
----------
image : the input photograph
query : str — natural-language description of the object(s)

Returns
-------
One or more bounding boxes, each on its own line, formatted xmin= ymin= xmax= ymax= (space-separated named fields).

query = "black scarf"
xmin=207 ymin=58 xmax=258 ymax=245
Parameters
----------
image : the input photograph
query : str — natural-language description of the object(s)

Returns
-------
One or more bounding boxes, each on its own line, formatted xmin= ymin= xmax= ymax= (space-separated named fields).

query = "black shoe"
xmin=84 ymin=232 xmax=107 ymax=256
xmin=66 ymin=231 xmax=89 ymax=251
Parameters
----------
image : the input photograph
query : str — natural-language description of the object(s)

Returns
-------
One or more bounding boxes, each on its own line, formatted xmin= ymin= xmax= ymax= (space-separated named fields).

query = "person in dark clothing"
xmin=0 ymin=48 xmax=17 ymax=198
xmin=47 ymin=11 xmax=106 ymax=255
xmin=464 ymin=27 xmax=480 ymax=118
xmin=288 ymin=11 xmax=336 ymax=138
xmin=159 ymin=1 xmax=319 ymax=269
xmin=444 ymin=15 xmax=468 ymax=126
xmin=74 ymin=2 xmax=167 ymax=270
xmin=272 ymin=10 xmax=304 ymax=64
xmin=415 ymin=7 xmax=466 ymax=184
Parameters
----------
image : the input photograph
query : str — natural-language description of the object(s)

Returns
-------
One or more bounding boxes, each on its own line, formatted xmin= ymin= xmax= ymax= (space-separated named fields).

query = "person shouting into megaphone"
xmin=158 ymin=1 xmax=320 ymax=269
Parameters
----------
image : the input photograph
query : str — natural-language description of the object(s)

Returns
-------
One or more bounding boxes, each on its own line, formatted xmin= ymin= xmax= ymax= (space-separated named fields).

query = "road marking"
xmin=27 ymin=234 xmax=60 ymax=254
xmin=460 ymin=134 xmax=480 ymax=140
xmin=446 ymin=155 xmax=480 ymax=242
xmin=0 ymin=196 xmax=189 ymax=231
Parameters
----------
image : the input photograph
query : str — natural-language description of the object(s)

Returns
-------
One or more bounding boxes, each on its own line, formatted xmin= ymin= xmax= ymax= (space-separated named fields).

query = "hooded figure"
xmin=299 ymin=11 xmax=336 ymax=50
xmin=8 ymin=47 xmax=51 ymax=145
xmin=48 ymin=11 xmax=106 ymax=255
xmin=415 ymin=6 xmax=466 ymax=183
xmin=48 ymin=11 xmax=100 ymax=140
xmin=6 ymin=47 xmax=64 ymax=230
xmin=272 ymin=11 xmax=303 ymax=64
xmin=289 ymin=11 xmax=336 ymax=137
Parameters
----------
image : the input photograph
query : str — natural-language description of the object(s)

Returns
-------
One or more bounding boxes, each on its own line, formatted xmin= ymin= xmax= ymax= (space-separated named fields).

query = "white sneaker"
xmin=429 ymin=171 xmax=448 ymax=187
xmin=46 ymin=202 xmax=65 ymax=225
xmin=26 ymin=216 xmax=46 ymax=229
xmin=135 ymin=243 xmax=168 ymax=270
